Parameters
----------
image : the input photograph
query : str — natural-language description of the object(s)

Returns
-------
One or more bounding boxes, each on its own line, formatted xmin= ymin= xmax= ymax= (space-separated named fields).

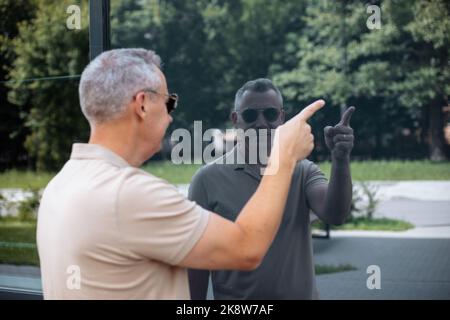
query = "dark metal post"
xmin=340 ymin=0 xmax=348 ymax=118
xmin=89 ymin=0 xmax=111 ymax=61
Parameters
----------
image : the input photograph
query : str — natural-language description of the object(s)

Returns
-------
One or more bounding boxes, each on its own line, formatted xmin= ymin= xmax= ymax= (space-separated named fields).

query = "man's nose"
xmin=254 ymin=111 xmax=269 ymax=128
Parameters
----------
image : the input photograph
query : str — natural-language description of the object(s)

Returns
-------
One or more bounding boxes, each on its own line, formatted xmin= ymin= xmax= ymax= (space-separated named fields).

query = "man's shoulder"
xmin=117 ymin=166 xmax=185 ymax=213
xmin=292 ymin=159 xmax=324 ymax=181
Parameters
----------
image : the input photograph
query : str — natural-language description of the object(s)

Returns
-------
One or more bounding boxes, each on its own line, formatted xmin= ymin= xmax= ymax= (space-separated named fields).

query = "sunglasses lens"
xmin=166 ymin=102 xmax=173 ymax=113
xmin=263 ymin=108 xmax=280 ymax=122
xmin=241 ymin=109 xmax=258 ymax=123
xmin=166 ymin=94 xmax=178 ymax=114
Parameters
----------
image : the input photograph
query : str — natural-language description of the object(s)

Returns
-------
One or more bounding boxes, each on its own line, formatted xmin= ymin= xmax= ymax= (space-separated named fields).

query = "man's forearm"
xmin=318 ymin=105 xmax=355 ymax=224
xmin=322 ymin=155 xmax=352 ymax=224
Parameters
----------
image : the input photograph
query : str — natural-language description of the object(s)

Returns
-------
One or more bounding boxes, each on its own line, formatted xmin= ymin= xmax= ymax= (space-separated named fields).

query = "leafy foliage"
xmin=5 ymin=0 xmax=89 ymax=170
xmin=1 ymin=0 xmax=449 ymax=170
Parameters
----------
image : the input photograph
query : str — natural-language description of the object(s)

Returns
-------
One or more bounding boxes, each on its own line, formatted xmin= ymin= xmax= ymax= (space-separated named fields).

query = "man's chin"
xmin=155 ymin=143 xmax=163 ymax=154
xmin=244 ymin=143 xmax=272 ymax=165
xmin=144 ymin=143 xmax=162 ymax=161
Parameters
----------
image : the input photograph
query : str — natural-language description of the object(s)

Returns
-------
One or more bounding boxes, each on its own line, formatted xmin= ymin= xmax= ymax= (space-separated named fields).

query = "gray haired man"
xmin=37 ymin=49 xmax=325 ymax=299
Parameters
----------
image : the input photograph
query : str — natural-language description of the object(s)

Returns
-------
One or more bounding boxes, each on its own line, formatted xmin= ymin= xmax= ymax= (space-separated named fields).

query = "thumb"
xmin=338 ymin=106 xmax=355 ymax=126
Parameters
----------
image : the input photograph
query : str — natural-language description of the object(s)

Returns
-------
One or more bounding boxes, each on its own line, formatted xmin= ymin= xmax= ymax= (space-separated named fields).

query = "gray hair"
xmin=79 ymin=48 xmax=162 ymax=124
xmin=234 ymin=78 xmax=283 ymax=110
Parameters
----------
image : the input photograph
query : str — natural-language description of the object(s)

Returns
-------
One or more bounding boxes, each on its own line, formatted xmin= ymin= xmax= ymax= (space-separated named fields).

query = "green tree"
xmin=199 ymin=0 xmax=306 ymax=126
xmin=111 ymin=0 xmax=217 ymax=131
xmin=396 ymin=0 xmax=450 ymax=160
xmin=111 ymin=0 xmax=305 ymax=129
xmin=7 ymin=0 xmax=90 ymax=171
xmin=272 ymin=0 xmax=449 ymax=160
xmin=0 ymin=0 xmax=36 ymax=169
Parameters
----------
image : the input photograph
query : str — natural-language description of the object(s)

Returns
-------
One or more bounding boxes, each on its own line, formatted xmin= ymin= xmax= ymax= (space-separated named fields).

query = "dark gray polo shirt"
xmin=188 ymin=145 xmax=328 ymax=299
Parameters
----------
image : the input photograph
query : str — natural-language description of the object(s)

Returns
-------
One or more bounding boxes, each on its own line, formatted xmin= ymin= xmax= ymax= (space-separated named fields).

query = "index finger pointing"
xmin=297 ymin=99 xmax=325 ymax=121
xmin=338 ymin=106 xmax=355 ymax=126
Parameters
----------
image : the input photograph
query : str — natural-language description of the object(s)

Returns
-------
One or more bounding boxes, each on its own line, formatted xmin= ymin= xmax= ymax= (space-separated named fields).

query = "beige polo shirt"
xmin=37 ymin=143 xmax=209 ymax=299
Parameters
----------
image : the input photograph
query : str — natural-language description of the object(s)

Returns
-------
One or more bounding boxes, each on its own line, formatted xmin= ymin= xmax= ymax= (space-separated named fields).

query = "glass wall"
xmin=1 ymin=0 xmax=449 ymax=299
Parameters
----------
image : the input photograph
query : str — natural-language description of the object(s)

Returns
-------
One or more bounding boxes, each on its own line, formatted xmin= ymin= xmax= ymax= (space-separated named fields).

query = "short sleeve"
xmin=116 ymin=169 xmax=210 ymax=265
xmin=303 ymin=160 xmax=328 ymax=192
xmin=188 ymin=167 xmax=211 ymax=210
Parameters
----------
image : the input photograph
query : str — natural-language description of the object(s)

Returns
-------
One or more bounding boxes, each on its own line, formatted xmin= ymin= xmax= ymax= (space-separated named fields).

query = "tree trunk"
xmin=428 ymin=100 xmax=449 ymax=161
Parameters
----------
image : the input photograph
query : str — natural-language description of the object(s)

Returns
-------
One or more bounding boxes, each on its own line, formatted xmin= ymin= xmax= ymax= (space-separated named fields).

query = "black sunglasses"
xmin=239 ymin=107 xmax=282 ymax=124
xmin=139 ymin=88 xmax=178 ymax=114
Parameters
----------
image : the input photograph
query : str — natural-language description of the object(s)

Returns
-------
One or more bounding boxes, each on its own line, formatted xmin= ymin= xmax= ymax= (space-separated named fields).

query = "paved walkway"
xmin=370 ymin=181 xmax=450 ymax=202
xmin=314 ymin=237 xmax=450 ymax=299
xmin=314 ymin=181 xmax=450 ymax=299
xmin=0 ymin=264 xmax=41 ymax=292
xmin=330 ymin=226 xmax=450 ymax=239
xmin=375 ymin=199 xmax=450 ymax=227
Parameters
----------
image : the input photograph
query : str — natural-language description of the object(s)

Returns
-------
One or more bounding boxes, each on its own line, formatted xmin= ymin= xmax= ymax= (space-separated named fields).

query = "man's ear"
xmin=230 ymin=111 xmax=238 ymax=126
xmin=134 ymin=92 xmax=147 ymax=119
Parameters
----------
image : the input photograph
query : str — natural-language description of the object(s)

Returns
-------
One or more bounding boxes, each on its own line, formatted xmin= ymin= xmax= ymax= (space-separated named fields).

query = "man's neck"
xmin=89 ymin=122 xmax=142 ymax=167
xmin=237 ymin=141 xmax=270 ymax=171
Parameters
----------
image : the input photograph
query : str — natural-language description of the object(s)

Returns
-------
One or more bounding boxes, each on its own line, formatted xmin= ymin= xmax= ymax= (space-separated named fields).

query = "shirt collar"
xmin=225 ymin=143 xmax=263 ymax=181
xmin=70 ymin=143 xmax=131 ymax=168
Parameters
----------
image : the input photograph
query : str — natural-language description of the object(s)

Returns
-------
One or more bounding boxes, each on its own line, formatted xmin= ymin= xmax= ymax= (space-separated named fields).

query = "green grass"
xmin=315 ymin=264 xmax=357 ymax=275
xmin=0 ymin=160 xmax=448 ymax=188
xmin=0 ymin=247 xmax=39 ymax=266
xmin=312 ymin=217 xmax=414 ymax=232
xmin=318 ymin=160 xmax=450 ymax=181
xmin=0 ymin=219 xmax=39 ymax=266
xmin=0 ymin=170 xmax=55 ymax=189
xmin=142 ymin=162 xmax=202 ymax=184
xmin=0 ymin=221 xmax=37 ymax=243
xmin=335 ymin=217 xmax=414 ymax=231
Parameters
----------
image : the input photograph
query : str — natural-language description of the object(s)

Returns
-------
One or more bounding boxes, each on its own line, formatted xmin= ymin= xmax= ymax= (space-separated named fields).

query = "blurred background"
xmin=0 ymin=0 xmax=449 ymax=299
